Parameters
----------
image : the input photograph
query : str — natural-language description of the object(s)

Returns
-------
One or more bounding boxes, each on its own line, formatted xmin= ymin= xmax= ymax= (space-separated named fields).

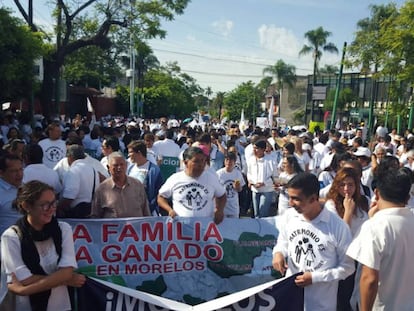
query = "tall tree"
xmin=299 ymin=27 xmax=338 ymax=82
xmin=299 ymin=26 xmax=338 ymax=120
xmin=263 ymin=59 xmax=296 ymax=117
xmin=11 ymin=0 xmax=190 ymax=118
xmin=223 ymin=81 xmax=262 ymax=122
xmin=0 ymin=8 xmax=43 ymax=102
xmin=263 ymin=60 xmax=296 ymax=90
xmin=319 ymin=64 xmax=339 ymax=75
xmin=347 ymin=4 xmax=397 ymax=74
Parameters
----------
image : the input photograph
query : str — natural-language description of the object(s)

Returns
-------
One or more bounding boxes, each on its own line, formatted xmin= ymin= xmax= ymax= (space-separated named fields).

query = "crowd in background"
xmin=1 ymin=109 xmax=414 ymax=310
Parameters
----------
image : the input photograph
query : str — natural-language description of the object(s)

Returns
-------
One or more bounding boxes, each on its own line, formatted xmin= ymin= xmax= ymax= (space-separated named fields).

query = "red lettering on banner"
xmin=123 ymin=244 xmax=142 ymax=261
xmin=102 ymin=245 xmax=122 ymax=262
xmin=119 ymin=224 xmax=139 ymax=242
xmin=167 ymin=221 xmax=173 ymax=241
xmin=176 ymin=222 xmax=191 ymax=240
xmin=184 ymin=243 xmax=202 ymax=258
xmin=102 ymin=224 xmax=118 ymax=242
xmin=194 ymin=222 xmax=201 ymax=240
xmin=96 ymin=264 xmax=120 ymax=276
xmin=96 ymin=265 xmax=107 ymax=276
xmin=204 ymin=223 xmax=223 ymax=242
xmin=141 ymin=222 xmax=163 ymax=241
xmin=72 ymin=225 xmax=92 ymax=242
xmin=143 ymin=244 xmax=162 ymax=261
xmin=76 ymin=246 xmax=92 ymax=263
xmin=164 ymin=243 xmax=182 ymax=260
xmin=164 ymin=262 xmax=173 ymax=273
xmin=204 ymin=244 xmax=223 ymax=261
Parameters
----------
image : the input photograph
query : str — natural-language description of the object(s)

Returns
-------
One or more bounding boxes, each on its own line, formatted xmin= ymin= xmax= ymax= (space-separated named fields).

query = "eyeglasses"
xmin=35 ymin=200 xmax=58 ymax=211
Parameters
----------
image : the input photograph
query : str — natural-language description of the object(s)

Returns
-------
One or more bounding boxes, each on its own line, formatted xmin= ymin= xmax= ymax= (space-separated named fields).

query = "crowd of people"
xmin=1 ymin=110 xmax=414 ymax=310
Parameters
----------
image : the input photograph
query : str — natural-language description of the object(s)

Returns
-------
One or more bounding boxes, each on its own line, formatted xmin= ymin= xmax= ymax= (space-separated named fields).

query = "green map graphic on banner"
xmin=160 ymin=156 xmax=180 ymax=180
xmin=67 ymin=217 xmax=280 ymax=305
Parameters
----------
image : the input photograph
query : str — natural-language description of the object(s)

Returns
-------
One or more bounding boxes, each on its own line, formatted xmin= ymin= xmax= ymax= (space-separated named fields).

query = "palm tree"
xmin=263 ymin=59 xmax=296 ymax=118
xmin=205 ymin=86 xmax=213 ymax=109
xmin=299 ymin=27 xmax=338 ymax=120
xmin=319 ymin=64 xmax=339 ymax=75
xmin=214 ymin=91 xmax=225 ymax=121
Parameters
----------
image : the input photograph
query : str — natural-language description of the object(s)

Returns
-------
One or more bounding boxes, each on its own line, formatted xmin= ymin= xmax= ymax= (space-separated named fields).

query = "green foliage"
xmin=141 ymin=70 xmax=196 ymax=118
xmin=0 ymin=8 xmax=43 ymax=101
xmin=299 ymin=27 xmax=338 ymax=80
xmin=263 ymin=59 xmax=297 ymax=91
xmin=292 ymin=110 xmax=305 ymax=125
xmin=319 ymin=65 xmax=339 ymax=75
xmin=64 ymin=46 xmax=121 ymax=88
xmin=347 ymin=4 xmax=398 ymax=73
xmin=223 ymin=81 xmax=263 ymax=122
xmin=324 ymin=87 xmax=356 ymax=111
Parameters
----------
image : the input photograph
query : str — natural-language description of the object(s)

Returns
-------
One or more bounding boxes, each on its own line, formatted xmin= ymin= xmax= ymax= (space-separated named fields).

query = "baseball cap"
xmin=354 ymin=147 xmax=371 ymax=158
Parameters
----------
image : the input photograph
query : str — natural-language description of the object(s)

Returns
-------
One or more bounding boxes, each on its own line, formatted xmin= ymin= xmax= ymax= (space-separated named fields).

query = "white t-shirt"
xmin=216 ymin=168 xmax=245 ymax=217
xmin=128 ymin=161 xmax=150 ymax=184
xmin=38 ymin=138 xmax=67 ymax=169
xmin=54 ymin=154 xmax=109 ymax=184
xmin=273 ymin=207 xmax=354 ymax=311
xmin=158 ymin=170 xmax=225 ymax=217
xmin=62 ymin=159 xmax=99 ymax=207
xmin=23 ymin=163 xmax=63 ymax=194
xmin=276 ymin=172 xmax=297 ymax=216
xmin=1 ymin=222 xmax=77 ymax=311
xmin=153 ymin=139 xmax=181 ymax=158
xmin=347 ymin=208 xmax=414 ymax=310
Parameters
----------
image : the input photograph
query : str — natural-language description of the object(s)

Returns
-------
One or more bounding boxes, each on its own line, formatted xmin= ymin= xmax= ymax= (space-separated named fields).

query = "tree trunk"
xmin=41 ymin=58 xmax=60 ymax=119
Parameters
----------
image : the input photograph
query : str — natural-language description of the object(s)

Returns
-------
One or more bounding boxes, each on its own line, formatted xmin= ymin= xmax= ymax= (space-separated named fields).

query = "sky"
xmin=1 ymin=0 xmax=407 ymax=94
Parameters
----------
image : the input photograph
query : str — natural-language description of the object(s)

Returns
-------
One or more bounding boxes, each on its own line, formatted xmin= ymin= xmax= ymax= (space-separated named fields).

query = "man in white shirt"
xmin=153 ymin=129 xmax=181 ymax=159
xmin=272 ymin=173 xmax=355 ymax=311
xmin=347 ymin=168 xmax=414 ymax=311
xmin=157 ymin=146 xmax=226 ymax=224
xmin=247 ymin=140 xmax=278 ymax=218
xmin=54 ymin=136 xmax=109 ymax=185
xmin=22 ymin=144 xmax=62 ymax=194
xmin=38 ymin=122 xmax=66 ymax=169
xmin=57 ymin=145 xmax=100 ymax=218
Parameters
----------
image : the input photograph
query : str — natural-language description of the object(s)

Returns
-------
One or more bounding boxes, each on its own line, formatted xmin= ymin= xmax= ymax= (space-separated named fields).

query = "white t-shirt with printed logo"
xmin=159 ymin=170 xmax=225 ymax=217
xmin=273 ymin=207 xmax=354 ymax=311
xmin=38 ymin=138 xmax=66 ymax=169
xmin=216 ymin=168 xmax=245 ymax=217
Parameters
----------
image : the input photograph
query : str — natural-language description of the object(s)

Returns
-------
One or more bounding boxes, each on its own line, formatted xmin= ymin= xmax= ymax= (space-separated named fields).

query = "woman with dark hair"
xmin=275 ymin=155 xmax=304 ymax=215
xmin=1 ymin=180 xmax=85 ymax=310
xmin=325 ymin=167 xmax=369 ymax=311
xmin=325 ymin=167 xmax=369 ymax=235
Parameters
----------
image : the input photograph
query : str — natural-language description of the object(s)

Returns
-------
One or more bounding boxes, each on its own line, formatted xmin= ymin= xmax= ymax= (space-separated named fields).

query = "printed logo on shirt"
xmin=223 ymin=179 xmax=236 ymax=198
xmin=177 ymin=182 xmax=209 ymax=211
xmin=289 ymin=228 xmax=326 ymax=271
xmin=45 ymin=146 xmax=65 ymax=163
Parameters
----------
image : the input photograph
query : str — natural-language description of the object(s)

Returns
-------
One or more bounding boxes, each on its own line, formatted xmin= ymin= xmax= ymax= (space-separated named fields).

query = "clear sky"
xmin=1 ymin=0 xmax=407 ymax=94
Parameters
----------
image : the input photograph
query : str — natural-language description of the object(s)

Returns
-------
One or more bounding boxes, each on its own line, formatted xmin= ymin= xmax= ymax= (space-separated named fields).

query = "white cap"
xmin=354 ymin=147 xmax=371 ymax=158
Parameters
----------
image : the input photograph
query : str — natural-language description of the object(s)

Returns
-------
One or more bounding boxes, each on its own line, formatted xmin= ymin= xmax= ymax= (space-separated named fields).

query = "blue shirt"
xmin=0 ymin=178 xmax=20 ymax=237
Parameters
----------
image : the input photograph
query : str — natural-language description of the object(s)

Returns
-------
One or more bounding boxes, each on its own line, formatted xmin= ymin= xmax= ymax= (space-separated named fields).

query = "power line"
xmin=152 ymin=47 xmax=314 ymax=72
xmin=180 ymin=68 xmax=263 ymax=78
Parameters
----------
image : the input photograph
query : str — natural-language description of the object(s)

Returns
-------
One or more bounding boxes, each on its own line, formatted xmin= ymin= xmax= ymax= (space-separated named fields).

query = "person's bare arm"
xmin=360 ymin=265 xmax=379 ymax=311
xmin=157 ymin=195 xmax=176 ymax=218
xmin=214 ymin=194 xmax=226 ymax=224
xmin=8 ymin=267 xmax=73 ymax=296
